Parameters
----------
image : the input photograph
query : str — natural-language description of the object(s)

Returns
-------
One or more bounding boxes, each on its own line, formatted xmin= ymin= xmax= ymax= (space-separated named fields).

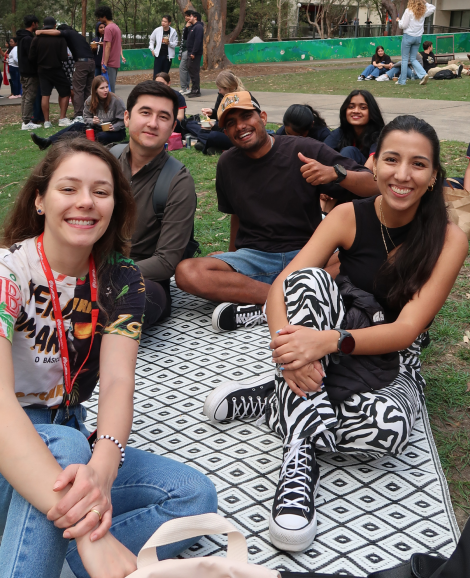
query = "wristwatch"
xmin=330 ymin=329 xmax=355 ymax=364
xmin=333 ymin=164 xmax=347 ymax=184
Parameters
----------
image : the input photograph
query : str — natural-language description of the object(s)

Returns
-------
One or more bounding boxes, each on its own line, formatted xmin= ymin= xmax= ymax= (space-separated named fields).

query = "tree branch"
xmin=227 ymin=0 xmax=247 ymax=43
xmin=175 ymin=0 xmax=196 ymax=14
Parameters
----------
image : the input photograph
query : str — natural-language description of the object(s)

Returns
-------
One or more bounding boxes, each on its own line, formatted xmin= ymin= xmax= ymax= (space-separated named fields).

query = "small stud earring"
xmin=37 ymin=209 xmax=43 ymax=214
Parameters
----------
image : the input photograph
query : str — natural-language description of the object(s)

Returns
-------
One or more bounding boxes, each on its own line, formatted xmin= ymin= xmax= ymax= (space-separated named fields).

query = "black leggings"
xmin=142 ymin=279 xmax=172 ymax=331
xmin=48 ymin=122 xmax=126 ymax=145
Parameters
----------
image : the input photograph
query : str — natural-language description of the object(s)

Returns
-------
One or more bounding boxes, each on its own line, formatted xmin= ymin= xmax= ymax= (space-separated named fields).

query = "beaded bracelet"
xmin=92 ymin=435 xmax=125 ymax=468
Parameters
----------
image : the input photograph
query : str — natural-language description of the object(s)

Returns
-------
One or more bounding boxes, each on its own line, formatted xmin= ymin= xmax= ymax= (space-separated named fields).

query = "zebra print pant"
xmin=266 ymin=268 xmax=425 ymax=458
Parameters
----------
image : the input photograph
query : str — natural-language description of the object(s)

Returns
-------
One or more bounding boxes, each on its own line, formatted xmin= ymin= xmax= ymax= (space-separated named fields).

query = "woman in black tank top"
xmin=205 ymin=116 xmax=467 ymax=553
xmin=260 ymin=115 xmax=467 ymax=550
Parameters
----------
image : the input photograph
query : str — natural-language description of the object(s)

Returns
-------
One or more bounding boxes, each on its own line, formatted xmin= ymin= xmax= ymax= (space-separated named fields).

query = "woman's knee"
xmin=187 ymin=471 xmax=218 ymax=515
xmin=37 ymin=425 xmax=91 ymax=469
xmin=285 ymin=267 xmax=333 ymax=288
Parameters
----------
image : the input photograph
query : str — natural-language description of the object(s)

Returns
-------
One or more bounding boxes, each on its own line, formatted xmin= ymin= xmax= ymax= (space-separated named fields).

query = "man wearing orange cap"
xmin=176 ymin=91 xmax=379 ymax=332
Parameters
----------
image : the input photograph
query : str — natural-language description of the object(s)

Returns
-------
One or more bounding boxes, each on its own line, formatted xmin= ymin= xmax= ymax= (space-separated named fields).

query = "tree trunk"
xmin=11 ymin=0 xmax=16 ymax=33
xmin=381 ymin=0 xmax=406 ymax=35
xmin=176 ymin=0 xmax=246 ymax=70
xmin=133 ymin=0 xmax=137 ymax=48
xmin=277 ymin=0 xmax=282 ymax=41
xmin=82 ymin=0 xmax=87 ymax=36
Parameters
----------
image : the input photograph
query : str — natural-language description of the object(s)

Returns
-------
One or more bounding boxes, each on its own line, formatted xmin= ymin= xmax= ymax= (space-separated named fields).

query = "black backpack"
xmin=110 ymin=144 xmax=200 ymax=260
xmin=433 ymin=69 xmax=455 ymax=80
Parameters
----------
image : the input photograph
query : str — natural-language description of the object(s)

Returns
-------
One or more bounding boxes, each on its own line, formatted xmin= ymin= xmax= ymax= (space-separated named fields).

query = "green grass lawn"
xmin=1 ymin=117 xmax=469 ymax=527
xmin=203 ymin=67 xmax=470 ymax=102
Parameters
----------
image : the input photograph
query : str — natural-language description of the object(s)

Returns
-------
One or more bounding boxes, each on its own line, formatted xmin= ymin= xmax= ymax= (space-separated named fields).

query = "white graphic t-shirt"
xmin=0 ymin=238 xmax=145 ymax=408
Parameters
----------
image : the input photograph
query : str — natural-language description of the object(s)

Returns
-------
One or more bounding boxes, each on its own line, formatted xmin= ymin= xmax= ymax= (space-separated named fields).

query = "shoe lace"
xmin=230 ymin=394 xmax=266 ymax=420
xmin=277 ymin=439 xmax=312 ymax=512
xmin=236 ymin=309 xmax=267 ymax=328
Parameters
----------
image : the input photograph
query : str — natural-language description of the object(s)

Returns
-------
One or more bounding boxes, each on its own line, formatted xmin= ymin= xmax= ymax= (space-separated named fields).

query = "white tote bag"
xmin=127 ymin=513 xmax=280 ymax=578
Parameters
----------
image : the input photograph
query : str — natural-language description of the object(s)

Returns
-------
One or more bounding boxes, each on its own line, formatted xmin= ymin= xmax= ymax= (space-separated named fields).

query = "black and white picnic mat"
xmin=84 ymin=286 xmax=460 ymax=576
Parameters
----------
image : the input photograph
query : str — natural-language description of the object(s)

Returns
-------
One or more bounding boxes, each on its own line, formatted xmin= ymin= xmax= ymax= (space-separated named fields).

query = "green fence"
xmin=120 ymin=33 xmax=470 ymax=71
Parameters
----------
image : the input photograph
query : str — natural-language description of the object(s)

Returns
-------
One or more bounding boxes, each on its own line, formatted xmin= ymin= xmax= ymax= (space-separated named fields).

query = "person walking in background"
xmin=31 ymin=75 xmax=126 ymax=149
xmin=186 ymin=11 xmax=204 ymax=98
xmin=149 ymin=15 xmax=178 ymax=80
xmin=36 ymin=24 xmax=96 ymax=123
xmin=178 ymin=11 xmax=192 ymax=94
xmin=91 ymin=22 xmax=106 ymax=77
xmin=17 ymin=15 xmax=41 ymax=129
xmin=29 ymin=17 xmax=71 ymax=129
xmin=6 ymin=38 xmax=21 ymax=99
xmin=396 ymin=0 xmax=436 ymax=86
xmin=95 ymin=5 xmax=122 ymax=93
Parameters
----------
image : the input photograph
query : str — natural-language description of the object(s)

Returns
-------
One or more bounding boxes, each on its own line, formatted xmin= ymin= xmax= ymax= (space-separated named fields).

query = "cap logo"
xmin=221 ymin=94 xmax=240 ymax=113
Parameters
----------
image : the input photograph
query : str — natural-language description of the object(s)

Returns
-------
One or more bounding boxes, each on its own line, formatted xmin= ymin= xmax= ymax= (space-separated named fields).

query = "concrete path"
xmin=2 ymin=83 xmax=469 ymax=142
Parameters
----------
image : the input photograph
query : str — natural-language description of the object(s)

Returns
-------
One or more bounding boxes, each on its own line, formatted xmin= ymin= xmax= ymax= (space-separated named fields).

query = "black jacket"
xmin=29 ymin=35 xmax=68 ymax=70
xmin=187 ymin=20 xmax=204 ymax=56
xmin=323 ymin=275 xmax=399 ymax=402
xmin=16 ymin=29 xmax=36 ymax=76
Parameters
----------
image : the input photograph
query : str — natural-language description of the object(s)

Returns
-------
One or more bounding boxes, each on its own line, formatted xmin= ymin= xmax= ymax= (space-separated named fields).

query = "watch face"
xmin=340 ymin=335 xmax=355 ymax=355
xmin=337 ymin=164 xmax=347 ymax=178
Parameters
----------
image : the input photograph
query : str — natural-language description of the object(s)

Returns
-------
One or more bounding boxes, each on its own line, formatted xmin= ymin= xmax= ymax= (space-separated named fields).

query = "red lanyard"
xmin=37 ymin=233 xmax=99 ymax=410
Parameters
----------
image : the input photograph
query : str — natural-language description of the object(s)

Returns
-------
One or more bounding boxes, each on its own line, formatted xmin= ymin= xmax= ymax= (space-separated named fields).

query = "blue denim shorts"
xmin=212 ymin=247 xmax=300 ymax=285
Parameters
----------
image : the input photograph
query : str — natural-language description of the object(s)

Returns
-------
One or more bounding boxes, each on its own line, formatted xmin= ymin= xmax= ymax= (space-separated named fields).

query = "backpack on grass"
xmin=110 ymin=144 xmax=200 ymax=260
xmin=433 ymin=69 xmax=455 ymax=80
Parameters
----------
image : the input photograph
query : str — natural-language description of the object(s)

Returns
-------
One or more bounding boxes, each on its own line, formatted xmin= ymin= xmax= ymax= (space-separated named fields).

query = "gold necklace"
xmin=379 ymin=197 xmax=396 ymax=256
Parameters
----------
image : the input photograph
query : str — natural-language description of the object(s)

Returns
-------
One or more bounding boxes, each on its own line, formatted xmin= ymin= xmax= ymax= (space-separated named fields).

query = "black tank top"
xmin=338 ymin=196 xmax=412 ymax=322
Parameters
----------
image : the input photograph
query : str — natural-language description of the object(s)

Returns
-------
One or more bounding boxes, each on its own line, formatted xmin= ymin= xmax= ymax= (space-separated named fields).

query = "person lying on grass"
xmin=202 ymin=115 xmax=468 ymax=553
xmin=0 ymin=138 xmax=216 ymax=578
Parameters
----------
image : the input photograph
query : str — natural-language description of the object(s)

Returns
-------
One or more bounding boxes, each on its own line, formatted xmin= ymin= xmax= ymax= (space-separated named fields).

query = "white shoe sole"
xmin=203 ymin=372 xmax=273 ymax=424
xmin=211 ymin=302 xmax=232 ymax=332
xmin=269 ymin=510 xmax=318 ymax=552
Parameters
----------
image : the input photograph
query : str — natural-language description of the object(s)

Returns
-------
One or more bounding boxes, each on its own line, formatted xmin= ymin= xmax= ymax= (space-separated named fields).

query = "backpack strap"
xmin=109 ymin=143 xmax=128 ymax=159
xmin=153 ymin=155 xmax=184 ymax=221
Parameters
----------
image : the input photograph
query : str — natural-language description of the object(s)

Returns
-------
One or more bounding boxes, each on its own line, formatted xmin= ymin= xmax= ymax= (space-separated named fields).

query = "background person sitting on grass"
xmin=358 ymin=45 xmax=393 ymax=81
xmin=420 ymin=41 xmax=467 ymax=79
xmin=444 ymin=143 xmax=470 ymax=192
xmin=0 ymin=138 xmax=217 ymax=578
xmin=276 ymin=104 xmax=330 ymax=143
xmin=375 ymin=52 xmax=425 ymax=82
xmin=30 ymin=75 xmax=126 ymax=150
xmin=175 ymin=91 xmax=379 ymax=333
xmin=184 ymin=69 xmax=244 ymax=156
xmin=324 ymin=89 xmax=384 ymax=170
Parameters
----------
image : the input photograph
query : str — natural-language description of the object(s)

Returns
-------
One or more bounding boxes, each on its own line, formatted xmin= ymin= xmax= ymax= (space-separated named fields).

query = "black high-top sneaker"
xmin=212 ymin=303 xmax=267 ymax=332
xmin=269 ymin=437 xmax=319 ymax=552
xmin=203 ymin=372 xmax=274 ymax=424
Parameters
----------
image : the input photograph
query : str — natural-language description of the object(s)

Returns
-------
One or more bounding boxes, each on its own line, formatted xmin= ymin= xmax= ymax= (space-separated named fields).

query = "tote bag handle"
xmin=137 ymin=513 xmax=248 ymax=569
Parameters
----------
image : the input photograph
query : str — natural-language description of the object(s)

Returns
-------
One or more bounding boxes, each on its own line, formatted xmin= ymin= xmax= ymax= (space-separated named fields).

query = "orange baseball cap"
xmin=217 ymin=91 xmax=262 ymax=128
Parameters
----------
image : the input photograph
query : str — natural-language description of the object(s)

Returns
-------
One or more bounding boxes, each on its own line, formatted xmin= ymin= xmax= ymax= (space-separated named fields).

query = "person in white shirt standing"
xmin=396 ymin=0 xmax=436 ymax=86
xmin=149 ymin=15 xmax=178 ymax=80
xmin=7 ymin=37 xmax=21 ymax=99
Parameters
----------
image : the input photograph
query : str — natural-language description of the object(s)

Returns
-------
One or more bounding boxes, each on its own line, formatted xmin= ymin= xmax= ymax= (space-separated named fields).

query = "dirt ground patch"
xmin=116 ymin=63 xmax=318 ymax=86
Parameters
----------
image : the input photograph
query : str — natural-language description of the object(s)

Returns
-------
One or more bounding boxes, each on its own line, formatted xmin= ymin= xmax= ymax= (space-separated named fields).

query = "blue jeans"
xmin=9 ymin=66 xmax=21 ymax=95
xmin=398 ymin=34 xmax=427 ymax=84
xmin=0 ymin=405 xmax=217 ymax=578
xmin=360 ymin=64 xmax=386 ymax=78
xmin=213 ymin=247 xmax=300 ymax=285
xmin=339 ymin=145 xmax=367 ymax=165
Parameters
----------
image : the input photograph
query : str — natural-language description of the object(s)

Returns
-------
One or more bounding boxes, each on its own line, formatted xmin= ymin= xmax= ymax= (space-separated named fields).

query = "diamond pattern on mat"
xmin=83 ymin=285 xmax=459 ymax=576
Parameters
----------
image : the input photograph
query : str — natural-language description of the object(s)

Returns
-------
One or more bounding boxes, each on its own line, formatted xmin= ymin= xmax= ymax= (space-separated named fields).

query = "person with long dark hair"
xmin=324 ymin=89 xmax=385 ymax=168
xmin=0 ymin=138 xmax=217 ymax=578
xmin=91 ymin=22 xmax=106 ymax=77
xmin=276 ymin=104 xmax=330 ymax=142
xmin=202 ymin=115 xmax=468 ymax=552
xmin=31 ymin=75 xmax=126 ymax=150
xmin=357 ymin=45 xmax=393 ymax=81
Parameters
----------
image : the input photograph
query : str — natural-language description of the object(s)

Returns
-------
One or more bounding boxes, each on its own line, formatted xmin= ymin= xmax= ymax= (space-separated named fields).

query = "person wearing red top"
xmin=95 ymin=5 xmax=122 ymax=93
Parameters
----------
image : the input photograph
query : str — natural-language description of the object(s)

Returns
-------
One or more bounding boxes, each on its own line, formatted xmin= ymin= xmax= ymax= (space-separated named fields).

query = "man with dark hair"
xmin=117 ymin=81 xmax=196 ymax=327
xmin=178 ymin=11 xmax=192 ymax=95
xmin=149 ymin=15 xmax=178 ymax=79
xmin=35 ymin=24 xmax=95 ymax=123
xmin=186 ymin=11 xmax=204 ymax=98
xmin=16 ymin=14 xmax=40 ymax=130
xmin=420 ymin=41 xmax=467 ymax=78
xmin=29 ymin=16 xmax=71 ymax=129
xmin=176 ymin=91 xmax=379 ymax=332
xmin=95 ymin=5 xmax=122 ymax=92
